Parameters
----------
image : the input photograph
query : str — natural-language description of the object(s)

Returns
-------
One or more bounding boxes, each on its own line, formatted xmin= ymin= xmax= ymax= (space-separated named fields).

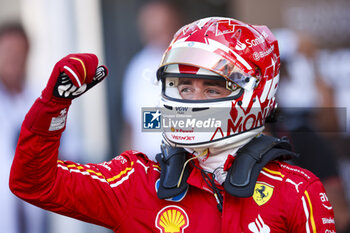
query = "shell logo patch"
xmin=253 ymin=182 xmax=274 ymax=206
xmin=155 ymin=205 xmax=189 ymax=233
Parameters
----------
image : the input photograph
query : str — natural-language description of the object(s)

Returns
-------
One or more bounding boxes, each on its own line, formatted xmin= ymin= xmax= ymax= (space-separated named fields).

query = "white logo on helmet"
xmin=188 ymin=42 xmax=195 ymax=47
xmin=235 ymin=40 xmax=247 ymax=50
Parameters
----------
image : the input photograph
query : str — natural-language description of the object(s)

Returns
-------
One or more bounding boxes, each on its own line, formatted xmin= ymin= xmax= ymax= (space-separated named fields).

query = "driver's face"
xmin=177 ymin=78 xmax=232 ymax=100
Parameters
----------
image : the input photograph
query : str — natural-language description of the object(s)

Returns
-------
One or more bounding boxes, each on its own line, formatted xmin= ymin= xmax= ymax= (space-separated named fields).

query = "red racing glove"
xmin=24 ymin=53 xmax=108 ymax=136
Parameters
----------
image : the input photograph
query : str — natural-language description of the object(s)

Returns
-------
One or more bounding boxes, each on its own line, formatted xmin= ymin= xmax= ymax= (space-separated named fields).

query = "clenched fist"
xmin=24 ymin=53 xmax=108 ymax=135
xmin=41 ymin=53 xmax=108 ymax=102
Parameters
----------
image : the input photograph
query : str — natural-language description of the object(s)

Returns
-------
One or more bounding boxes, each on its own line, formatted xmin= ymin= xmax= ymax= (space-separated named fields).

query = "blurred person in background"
xmin=121 ymin=0 xmax=182 ymax=160
xmin=267 ymin=28 xmax=350 ymax=232
xmin=0 ymin=22 xmax=84 ymax=233
xmin=318 ymin=46 xmax=350 ymax=220
xmin=0 ymin=22 xmax=47 ymax=233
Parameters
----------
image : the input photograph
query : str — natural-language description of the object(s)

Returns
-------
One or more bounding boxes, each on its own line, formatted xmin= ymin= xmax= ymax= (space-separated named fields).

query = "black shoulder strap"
xmin=223 ymin=135 xmax=298 ymax=197
xmin=156 ymin=143 xmax=190 ymax=199
xmin=156 ymin=135 xmax=298 ymax=199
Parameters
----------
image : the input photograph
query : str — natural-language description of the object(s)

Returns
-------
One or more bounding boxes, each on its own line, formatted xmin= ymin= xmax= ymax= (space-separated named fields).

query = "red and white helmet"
xmin=157 ymin=17 xmax=280 ymax=151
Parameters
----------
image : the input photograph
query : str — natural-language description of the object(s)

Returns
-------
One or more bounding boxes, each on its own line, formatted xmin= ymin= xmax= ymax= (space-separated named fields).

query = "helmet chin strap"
xmin=186 ymin=130 xmax=261 ymax=184
xmin=196 ymin=149 xmax=231 ymax=185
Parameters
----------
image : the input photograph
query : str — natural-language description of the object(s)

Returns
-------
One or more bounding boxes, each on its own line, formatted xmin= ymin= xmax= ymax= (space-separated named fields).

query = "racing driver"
xmin=10 ymin=17 xmax=336 ymax=232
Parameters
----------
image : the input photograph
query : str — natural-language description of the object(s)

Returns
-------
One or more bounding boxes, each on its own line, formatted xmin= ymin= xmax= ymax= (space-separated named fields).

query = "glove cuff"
xmin=24 ymin=97 xmax=72 ymax=136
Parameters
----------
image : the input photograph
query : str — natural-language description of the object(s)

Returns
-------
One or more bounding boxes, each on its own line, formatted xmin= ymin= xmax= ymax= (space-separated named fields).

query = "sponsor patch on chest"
xmin=155 ymin=205 xmax=189 ymax=233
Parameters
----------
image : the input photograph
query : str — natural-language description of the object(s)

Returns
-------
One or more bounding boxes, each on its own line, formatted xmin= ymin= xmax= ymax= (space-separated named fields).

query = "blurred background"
xmin=0 ymin=0 xmax=349 ymax=232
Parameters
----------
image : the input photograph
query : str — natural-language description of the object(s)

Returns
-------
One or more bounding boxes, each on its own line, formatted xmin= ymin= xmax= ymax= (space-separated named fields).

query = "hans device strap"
xmin=156 ymin=143 xmax=190 ymax=199
xmin=156 ymin=135 xmax=298 ymax=199
xmin=223 ymin=135 xmax=298 ymax=197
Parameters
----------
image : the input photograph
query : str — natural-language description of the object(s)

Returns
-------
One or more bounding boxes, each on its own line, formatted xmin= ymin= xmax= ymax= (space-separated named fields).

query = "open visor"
xmin=162 ymin=75 xmax=242 ymax=101
xmin=159 ymin=46 xmax=259 ymax=91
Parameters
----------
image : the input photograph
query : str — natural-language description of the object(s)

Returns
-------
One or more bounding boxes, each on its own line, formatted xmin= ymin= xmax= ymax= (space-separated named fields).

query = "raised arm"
xmin=8 ymin=54 xmax=126 ymax=228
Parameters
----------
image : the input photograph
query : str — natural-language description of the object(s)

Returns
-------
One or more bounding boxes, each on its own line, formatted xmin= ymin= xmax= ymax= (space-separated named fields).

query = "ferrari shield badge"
xmin=253 ymin=182 xmax=274 ymax=206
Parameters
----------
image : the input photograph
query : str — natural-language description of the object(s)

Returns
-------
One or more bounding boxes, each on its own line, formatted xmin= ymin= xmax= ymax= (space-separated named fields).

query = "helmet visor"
xmin=160 ymin=46 xmax=259 ymax=91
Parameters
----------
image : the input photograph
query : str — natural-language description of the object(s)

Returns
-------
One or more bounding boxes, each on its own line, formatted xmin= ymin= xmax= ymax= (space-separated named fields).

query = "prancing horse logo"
xmin=253 ymin=182 xmax=274 ymax=206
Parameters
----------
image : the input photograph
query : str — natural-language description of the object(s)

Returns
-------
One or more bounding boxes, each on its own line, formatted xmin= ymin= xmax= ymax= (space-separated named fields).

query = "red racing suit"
xmin=10 ymin=108 xmax=337 ymax=233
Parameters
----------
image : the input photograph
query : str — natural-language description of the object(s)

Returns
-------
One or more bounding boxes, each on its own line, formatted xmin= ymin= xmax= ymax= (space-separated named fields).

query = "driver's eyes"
xmin=207 ymin=89 xmax=220 ymax=94
xmin=179 ymin=87 xmax=191 ymax=93
xmin=174 ymin=78 xmax=233 ymax=100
